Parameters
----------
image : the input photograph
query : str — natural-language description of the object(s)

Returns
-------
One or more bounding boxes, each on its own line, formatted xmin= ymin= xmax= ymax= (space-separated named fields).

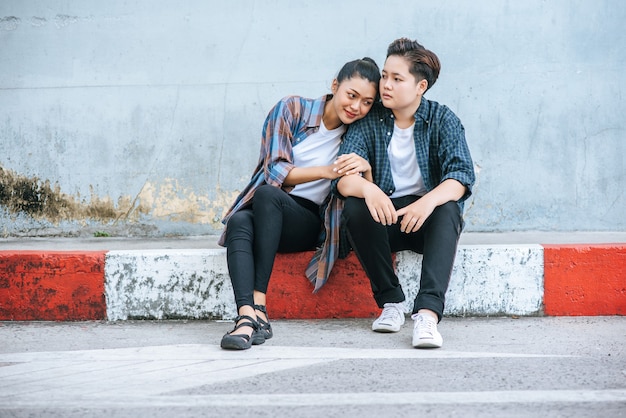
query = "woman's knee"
xmin=254 ymin=184 xmax=284 ymax=202
xmin=225 ymin=210 xmax=254 ymax=244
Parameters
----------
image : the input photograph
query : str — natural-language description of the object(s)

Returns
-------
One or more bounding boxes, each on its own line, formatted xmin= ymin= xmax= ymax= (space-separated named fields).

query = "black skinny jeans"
xmin=224 ymin=184 xmax=321 ymax=309
xmin=342 ymin=196 xmax=462 ymax=321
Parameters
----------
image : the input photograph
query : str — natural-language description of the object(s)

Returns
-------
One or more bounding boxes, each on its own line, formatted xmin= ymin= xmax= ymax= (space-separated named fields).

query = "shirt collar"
xmin=307 ymin=94 xmax=333 ymax=129
xmin=382 ymin=96 xmax=430 ymax=124
xmin=414 ymin=96 xmax=430 ymax=123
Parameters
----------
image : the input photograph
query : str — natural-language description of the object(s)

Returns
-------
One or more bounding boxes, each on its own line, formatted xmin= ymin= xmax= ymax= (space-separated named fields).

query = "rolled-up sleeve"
xmin=260 ymin=99 xmax=298 ymax=187
xmin=437 ymin=108 xmax=475 ymax=202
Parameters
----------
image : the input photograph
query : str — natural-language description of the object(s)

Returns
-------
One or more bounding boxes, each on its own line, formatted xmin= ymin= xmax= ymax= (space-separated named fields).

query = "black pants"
xmin=224 ymin=184 xmax=321 ymax=309
xmin=343 ymin=196 xmax=462 ymax=321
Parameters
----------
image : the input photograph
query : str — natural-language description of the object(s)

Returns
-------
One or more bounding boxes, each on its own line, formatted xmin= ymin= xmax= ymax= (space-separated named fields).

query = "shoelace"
xmin=416 ymin=315 xmax=436 ymax=336
xmin=379 ymin=305 xmax=402 ymax=324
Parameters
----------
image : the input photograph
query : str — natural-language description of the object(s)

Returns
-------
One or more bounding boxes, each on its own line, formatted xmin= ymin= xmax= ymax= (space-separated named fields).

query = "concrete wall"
xmin=1 ymin=0 xmax=624 ymax=237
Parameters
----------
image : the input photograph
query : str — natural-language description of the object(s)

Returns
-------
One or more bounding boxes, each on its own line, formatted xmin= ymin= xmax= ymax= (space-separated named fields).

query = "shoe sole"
xmin=220 ymin=340 xmax=252 ymax=350
xmin=372 ymin=325 xmax=402 ymax=333
xmin=221 ymin=330 xmax=264 ymax=350
xmin=412 ymin=339 xmax=443 ymax=349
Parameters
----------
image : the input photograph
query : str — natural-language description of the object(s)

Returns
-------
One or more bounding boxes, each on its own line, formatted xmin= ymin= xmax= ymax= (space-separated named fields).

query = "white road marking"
xmin=2 ymin=390 xmax=626 ymax=409
xmin=1 ymin=344 xmax=617 ymax=410
xmin=0 ymin=343 xmax=574 ymax=363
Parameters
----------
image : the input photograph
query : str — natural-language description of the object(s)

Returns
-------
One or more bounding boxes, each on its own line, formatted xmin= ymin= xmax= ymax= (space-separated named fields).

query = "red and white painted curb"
xmin=1 ymin=243 xmax=624 ymax=321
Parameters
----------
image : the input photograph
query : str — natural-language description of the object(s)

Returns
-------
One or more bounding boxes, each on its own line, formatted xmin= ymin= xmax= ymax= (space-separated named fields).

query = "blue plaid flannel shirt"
xmin=331 ymin=98 xmax=475 ymax=256
xmin=219 ymin=94 xmax=343 ymax=292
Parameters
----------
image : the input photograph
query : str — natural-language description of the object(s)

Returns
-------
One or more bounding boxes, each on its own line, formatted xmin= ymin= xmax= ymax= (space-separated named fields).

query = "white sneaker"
xmin=372 ymin=303 xmax=405 ymax=333
xmin=412 ymin=313 xmax=443 ymax=348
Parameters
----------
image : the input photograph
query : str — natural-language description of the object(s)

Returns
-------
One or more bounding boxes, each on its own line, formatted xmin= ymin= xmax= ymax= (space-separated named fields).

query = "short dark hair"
xmin=386 ymin=38 xmax=440 ymax=91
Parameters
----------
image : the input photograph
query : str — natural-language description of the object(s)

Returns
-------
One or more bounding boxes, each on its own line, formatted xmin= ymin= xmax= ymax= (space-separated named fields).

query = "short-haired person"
xmin=219 ymin=58 xmax=381 ymax=350
xmin=332 ymin=38 xmax=475 ymax=348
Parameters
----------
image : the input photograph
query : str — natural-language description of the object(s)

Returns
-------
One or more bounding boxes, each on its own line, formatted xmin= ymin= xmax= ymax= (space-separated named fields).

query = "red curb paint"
xmin=0 ymin=251 xmax=107 ymax=321
xmin=266 ymin=252 xmax=380 ymax=319
xmin=543 ymin=244 xmax=626 ymax=316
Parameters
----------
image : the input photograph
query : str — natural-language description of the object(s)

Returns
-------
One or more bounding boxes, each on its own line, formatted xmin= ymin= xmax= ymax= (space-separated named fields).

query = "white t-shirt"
xmin=290 ymin=121 xmax=346 ymax=205
xmin=388 ymin=123 xmax=426 ymax=198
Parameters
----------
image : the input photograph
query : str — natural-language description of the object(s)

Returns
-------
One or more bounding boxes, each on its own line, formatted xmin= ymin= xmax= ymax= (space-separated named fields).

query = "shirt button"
xmin=387 ymin=132 xmax=391 ymax=136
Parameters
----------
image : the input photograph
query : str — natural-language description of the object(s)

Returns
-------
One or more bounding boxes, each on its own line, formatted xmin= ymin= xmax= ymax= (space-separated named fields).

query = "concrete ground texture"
xmin=0 ymin=317 xmax=625 ymax=417
xmin=0 ymin=232 xmax=624 ymax=416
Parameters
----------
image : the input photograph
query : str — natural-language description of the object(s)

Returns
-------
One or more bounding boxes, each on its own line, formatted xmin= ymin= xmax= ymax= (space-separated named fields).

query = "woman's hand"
xmin=333 ymin=153 xmax=371 ymax=177
xmin=286 ymin=153 xmax=373 ymax=184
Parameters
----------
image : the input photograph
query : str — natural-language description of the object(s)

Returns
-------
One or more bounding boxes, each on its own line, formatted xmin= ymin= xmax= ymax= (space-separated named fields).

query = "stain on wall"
xmin=0 ymin=165 xmax=140 ymax=223
xmin=137 ymin=179 xmax=237 ymax=225
xmin=0 ymin=166 xmax=238 ymax=236
xmin=0 ymin=16 xmax=21 ymax=31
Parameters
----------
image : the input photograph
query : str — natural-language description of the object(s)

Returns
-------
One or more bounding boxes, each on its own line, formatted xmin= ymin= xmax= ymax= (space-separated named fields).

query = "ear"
xmin=417 ymin=78 xmax=428 ymax=94
xmin=331 ymin=79 xmax=339 ymax=94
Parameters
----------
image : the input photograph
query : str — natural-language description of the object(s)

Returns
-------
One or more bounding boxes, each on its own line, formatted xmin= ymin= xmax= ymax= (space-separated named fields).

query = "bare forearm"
xmin=336 ymin=174 xmax=371 ymax=198
xmin=423 ymin=179 xmax=466 ymax=206
xmin=283 ymin=166 xmax=335 ymax=187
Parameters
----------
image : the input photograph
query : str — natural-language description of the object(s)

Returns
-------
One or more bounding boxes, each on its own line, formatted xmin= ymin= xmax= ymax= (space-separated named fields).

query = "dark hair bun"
xmin=362 ymin=57 xmax=378 ymax=68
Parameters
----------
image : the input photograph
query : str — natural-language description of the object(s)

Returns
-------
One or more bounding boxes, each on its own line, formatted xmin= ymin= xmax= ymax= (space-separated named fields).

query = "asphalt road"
xmin=0 ymin=316 xmax=624 ymax=417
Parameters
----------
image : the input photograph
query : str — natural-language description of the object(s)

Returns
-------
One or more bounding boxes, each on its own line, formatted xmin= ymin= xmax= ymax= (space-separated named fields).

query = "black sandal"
xmin=220 ymin=315 xmax=265 ymax=350
xmin=254 ymin=304 xmax=273 ymax=340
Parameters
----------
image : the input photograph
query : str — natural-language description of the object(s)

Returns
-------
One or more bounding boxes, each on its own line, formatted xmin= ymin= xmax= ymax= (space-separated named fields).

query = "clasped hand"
xmin=331 ymin=153 xmax=371 ymax=178
xmin=363 ymin=184 xmax=435 ymax=233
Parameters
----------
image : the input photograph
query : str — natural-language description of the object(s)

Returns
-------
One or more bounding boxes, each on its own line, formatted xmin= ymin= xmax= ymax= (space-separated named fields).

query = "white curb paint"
xmin=396 ymin=245 xmax=544 ymax=316
xmin=105 ymin=245 xmax=544 ymax=320
xmin=105 ymin=249 xmax=236 ymax=321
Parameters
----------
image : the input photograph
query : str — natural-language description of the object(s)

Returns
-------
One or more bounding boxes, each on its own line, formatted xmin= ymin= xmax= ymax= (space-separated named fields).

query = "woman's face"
xmin=331 ymin=77 xmax=377 ymax=125
xmin=380 ymin=55 xmax=427 ymax=112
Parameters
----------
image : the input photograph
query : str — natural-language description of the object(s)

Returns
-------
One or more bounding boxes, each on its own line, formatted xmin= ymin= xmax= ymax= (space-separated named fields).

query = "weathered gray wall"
xmin=1 ymin=0 xmax=624 ymax=237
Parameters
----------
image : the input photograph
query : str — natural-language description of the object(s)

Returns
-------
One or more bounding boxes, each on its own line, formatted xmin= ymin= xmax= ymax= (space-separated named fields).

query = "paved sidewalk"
xmin=2 ymin=231 xmax=626 ymax=250
xmin=0 ymin=316 xmax=624 ymax=417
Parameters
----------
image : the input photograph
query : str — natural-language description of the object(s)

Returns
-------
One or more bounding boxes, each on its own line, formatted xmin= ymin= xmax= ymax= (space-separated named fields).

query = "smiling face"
xmin=380 ymin=55 xmax=428 ymax=116
xmin=328 ymin=76 xmax=378 ymax=127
